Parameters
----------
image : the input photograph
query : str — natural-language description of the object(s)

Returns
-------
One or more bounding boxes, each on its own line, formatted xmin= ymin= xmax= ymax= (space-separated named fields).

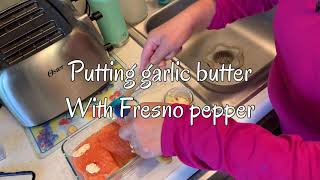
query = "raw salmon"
xmin=72 ymin=122 xmax=136 ymax=179
xmin=96 ymin=123 xmax=136 ymax=166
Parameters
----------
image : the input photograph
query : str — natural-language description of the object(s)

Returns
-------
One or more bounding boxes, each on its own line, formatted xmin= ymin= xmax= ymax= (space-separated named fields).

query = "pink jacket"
xmin=161 ymin=0 xmax=320 ymax=179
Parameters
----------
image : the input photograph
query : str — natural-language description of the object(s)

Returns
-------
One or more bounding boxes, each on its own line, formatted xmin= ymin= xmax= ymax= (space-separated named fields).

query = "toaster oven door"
xmin=0 ymin=26 xmax=110 ymax=127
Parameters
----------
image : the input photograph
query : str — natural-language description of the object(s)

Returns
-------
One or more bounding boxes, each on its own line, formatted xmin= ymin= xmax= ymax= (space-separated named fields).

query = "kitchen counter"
xmin=0 ymin=37 xmax=273 ymax=179
xmin=0 ymin=107 xmax=74 ymax=179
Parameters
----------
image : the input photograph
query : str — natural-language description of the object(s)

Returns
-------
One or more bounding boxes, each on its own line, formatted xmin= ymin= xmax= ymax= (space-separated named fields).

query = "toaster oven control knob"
xmin=90 ymin=11 xmax=103 ymax=21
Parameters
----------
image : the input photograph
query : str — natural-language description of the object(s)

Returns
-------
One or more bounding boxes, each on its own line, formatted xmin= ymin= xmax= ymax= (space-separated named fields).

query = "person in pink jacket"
xmin=119 ymin=0 xmax=320 ymax=179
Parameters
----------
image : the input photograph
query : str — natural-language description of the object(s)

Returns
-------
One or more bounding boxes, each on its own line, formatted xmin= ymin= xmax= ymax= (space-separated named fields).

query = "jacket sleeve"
xmin=161 ymin=105 xmax=320 ymax=180
xmin=209 ymin=0 xmax=279 ymax=29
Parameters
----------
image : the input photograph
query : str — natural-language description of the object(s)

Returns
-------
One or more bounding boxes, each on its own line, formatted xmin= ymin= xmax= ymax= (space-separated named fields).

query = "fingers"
xmin=119 ymin=123 xmax=151 ymax=158
xmin=115 ymin=106 xmax=135 ymax=126
xmin=118 ymin=108 xmax=136 ymax=140
xmin=140 ymin=39 xmax=158 ymax=72
xmin=142 ymin=45 xmax=181 ymax=71
xmin=140 ymin=30 xmax=183 ymax=72
xmin=119 ymin=121 xmax=155 ymax=159
xmin=159 ymin=47 xmax=182 ymax=69
xmin=150 ymin=43 xmax=170 ymax=65
xmin=165 ymin=52 xmax=176 ymax=61
xmin=119 ymin=122 xmax=133 ymax=141
xmin=129 ymin=137 xmax=154 ymax=159
xmin=165 ymin=47 xmax=182 ymax=60
xmin=136 ymin=148 xmax=154 ymax=159
xmin=158 ymin=60 xmax=167 ymax=69
xmin=124 ymin=108 xmax=135 ymax=121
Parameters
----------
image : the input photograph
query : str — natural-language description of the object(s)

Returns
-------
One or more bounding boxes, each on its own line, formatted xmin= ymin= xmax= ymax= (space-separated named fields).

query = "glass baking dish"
xmin=62 ymin=117 xmax=182 ymax=180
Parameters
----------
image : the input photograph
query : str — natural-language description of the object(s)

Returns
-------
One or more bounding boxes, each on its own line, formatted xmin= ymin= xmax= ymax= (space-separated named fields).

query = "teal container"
xmin=88 ymin=0 xmax=129 ymax=47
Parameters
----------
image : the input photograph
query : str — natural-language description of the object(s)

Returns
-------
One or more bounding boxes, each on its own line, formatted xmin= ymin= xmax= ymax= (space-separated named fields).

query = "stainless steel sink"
xmin=145 ymin=0 xmax=276 ymax=93
xmin=130 ymin=0 xmax=276 ymax=107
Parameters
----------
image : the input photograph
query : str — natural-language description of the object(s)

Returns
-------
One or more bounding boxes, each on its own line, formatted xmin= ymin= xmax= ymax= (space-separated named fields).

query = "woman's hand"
xmin=118 ymin=102 xmax=165 ymax=159
xmin=140 ymin=0 xmax=216 ymax=71
xmin=139 ymin=13 xmax=193 ymax=71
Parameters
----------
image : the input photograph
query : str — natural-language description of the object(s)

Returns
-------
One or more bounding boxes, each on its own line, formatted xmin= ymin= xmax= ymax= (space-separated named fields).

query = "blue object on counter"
xmin=0 ymin=171 xmax=36 ymax=180
xmin=158 ymin=0 xmax=170 ymax=5
xmin=110 ymin=96 xmax=131 ymax=118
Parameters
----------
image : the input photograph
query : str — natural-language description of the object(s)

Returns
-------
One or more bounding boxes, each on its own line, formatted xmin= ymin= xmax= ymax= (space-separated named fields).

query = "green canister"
xmin=88 ymin=0 xmax=129 ymax=47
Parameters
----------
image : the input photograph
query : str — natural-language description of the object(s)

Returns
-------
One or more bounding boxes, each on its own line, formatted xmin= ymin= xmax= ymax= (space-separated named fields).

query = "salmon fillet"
xmin=96 ymin=123 xmax=136 ymax=166
xmin=72 ymin=122 xmax=136 ymax=179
